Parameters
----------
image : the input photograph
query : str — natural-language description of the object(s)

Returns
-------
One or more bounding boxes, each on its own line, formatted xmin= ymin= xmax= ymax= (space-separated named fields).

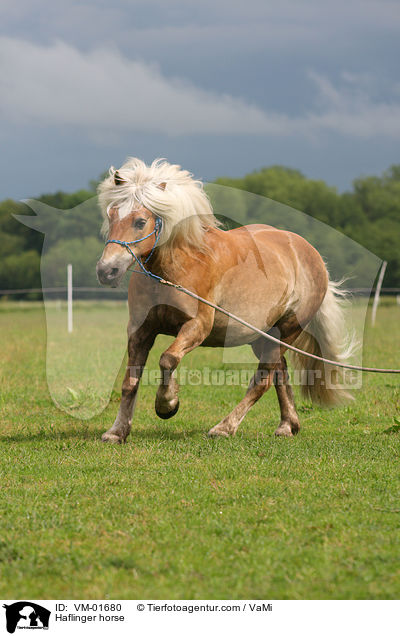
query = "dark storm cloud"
xmin=0 ymin=0 xmax=399 ymax=198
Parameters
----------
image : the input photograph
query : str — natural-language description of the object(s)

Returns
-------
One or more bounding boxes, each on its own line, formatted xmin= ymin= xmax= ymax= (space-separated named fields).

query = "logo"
xmin=2 ymin=603 xmax=50 ymax=634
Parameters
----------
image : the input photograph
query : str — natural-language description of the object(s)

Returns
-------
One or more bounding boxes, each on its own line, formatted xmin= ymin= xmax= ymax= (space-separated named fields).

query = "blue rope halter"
xmin=105 ymin=216 xmax=163 ymax=281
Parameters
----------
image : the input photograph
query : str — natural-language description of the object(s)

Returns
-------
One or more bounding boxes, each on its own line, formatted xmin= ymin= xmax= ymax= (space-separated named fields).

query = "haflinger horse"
xmin=96 ymin=158 xmax=354 ymax=444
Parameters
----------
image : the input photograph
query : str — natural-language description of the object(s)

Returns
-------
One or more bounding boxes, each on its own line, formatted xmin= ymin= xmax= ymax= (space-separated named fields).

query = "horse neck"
xmin=149 ymin=238 xmax=209 ymax=283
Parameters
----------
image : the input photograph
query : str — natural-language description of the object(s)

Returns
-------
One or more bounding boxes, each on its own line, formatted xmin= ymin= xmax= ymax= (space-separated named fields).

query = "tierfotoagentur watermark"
xmin=133 ymin=365 xmax=362 ymax=390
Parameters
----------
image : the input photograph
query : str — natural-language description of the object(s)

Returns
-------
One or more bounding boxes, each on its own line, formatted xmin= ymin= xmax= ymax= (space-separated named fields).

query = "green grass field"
xmin=0 ymin=299 xmax=399 ymax=599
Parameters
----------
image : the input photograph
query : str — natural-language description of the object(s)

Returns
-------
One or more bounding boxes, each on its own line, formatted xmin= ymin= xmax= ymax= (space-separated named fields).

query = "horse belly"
xmin=204 ymin=271 xmax=289 ymax=347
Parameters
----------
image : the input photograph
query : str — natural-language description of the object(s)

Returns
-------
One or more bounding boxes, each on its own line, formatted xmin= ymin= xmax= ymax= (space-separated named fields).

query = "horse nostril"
xmin=96 ymin=261 xmax=120 ymax=285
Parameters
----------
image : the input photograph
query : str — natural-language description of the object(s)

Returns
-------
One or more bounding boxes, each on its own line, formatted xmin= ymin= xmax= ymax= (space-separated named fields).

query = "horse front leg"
xmin=102 ymin=324 xmax=155 ymax=444
xmin=155 ymin=311 xmax=214 ymax=419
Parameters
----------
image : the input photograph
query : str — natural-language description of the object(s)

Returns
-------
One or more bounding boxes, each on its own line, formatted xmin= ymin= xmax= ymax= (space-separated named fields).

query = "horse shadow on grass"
xmin=0 ymin=425 xmax=204 ymax=444
xmin=0 ymin=428 xmax=96 ymax=444
xmin=130 ymin=427 xmax=205 ymax=441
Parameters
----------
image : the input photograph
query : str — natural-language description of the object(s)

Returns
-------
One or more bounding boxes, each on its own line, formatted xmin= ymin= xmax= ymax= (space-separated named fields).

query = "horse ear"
xmin=114 ymin=170 xmax=126 ymax=186
xmin=157 ymin=182 xmax=167 ymax=191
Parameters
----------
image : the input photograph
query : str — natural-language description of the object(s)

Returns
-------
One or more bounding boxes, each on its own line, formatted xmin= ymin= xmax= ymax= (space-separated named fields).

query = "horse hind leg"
xmin=208 ymin=338 xmax=300 ymax=438
xmin=208 ymin=360 xmax=275 ymax=437
xmin=273 ymin=357 xmax=300 ymax=437
xmin=252 ymin=325 xmax=301 ymax=437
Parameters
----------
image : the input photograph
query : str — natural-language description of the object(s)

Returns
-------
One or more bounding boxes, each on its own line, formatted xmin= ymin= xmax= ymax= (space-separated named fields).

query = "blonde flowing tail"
xmin=289 ymin=280 xmax=358 ymax=406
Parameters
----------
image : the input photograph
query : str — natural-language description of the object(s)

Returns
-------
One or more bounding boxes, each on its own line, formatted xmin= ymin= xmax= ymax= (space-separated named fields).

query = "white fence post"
xmin=67 ymin=264 xmax=73 ymax=333
xmin=371 ymin=260 xmax=387 ymax=327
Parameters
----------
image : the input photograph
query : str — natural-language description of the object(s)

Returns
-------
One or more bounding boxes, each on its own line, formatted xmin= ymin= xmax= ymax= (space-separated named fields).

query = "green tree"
xmin=0 ymin=165 xmax=399 ymax=292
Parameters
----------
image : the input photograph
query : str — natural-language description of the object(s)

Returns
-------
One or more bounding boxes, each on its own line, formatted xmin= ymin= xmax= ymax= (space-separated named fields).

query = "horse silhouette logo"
xmin=15 ymin=184 xmax=378 ymax=430
xmin=2 ymin=602 xmax=50 ymax=633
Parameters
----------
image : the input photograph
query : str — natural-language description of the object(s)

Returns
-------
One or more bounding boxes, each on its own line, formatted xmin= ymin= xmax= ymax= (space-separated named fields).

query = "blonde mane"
xmin=98 ymin=158 xmax=220 ymax=253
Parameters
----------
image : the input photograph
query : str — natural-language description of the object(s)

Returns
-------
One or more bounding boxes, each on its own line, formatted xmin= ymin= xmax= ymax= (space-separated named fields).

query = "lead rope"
xmin=155 ymin=279 xmax=400 ymax=374
xmin=107 ymin=223 xmax=400 ymax=374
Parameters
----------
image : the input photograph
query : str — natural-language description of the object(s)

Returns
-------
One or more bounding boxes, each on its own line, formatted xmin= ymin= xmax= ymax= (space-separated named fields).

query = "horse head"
xmin=96 ymin=203 xmax=161 ymax=287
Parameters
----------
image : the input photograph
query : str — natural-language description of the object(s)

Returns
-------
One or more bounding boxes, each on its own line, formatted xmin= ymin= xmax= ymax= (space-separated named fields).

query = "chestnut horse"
xmin=96 ymin=158 xmax=353 ymax=443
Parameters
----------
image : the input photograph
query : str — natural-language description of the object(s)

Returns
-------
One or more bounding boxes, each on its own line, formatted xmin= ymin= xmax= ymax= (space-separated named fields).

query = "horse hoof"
xmin=156 ymin=401 xmax=180 ymax=420
xmin=274 ymin=422 xmax=293 ymax=438
xmin=102 ymin=432 xmax=124 ymax=444
xmin=207 ymin=425 xmax=231 ymax=438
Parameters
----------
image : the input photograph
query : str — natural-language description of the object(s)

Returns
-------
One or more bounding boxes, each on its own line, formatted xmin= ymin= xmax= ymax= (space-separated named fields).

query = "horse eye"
xmin=134 ymin=218 xmax=147 ymax=229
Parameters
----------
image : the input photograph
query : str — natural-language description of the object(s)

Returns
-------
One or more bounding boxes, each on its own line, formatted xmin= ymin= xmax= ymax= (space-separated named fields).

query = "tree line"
xmin=0 ymin=165 xmax=399 ymax=294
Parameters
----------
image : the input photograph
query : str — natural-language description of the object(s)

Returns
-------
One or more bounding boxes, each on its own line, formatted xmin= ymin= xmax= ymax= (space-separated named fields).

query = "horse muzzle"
xmin=96 ymin=259 xmax=124 ymax=287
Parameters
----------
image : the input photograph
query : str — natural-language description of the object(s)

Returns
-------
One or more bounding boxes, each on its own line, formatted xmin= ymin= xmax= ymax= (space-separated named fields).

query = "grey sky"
xmin=0 ymin=0 xmax=399 ymax=199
